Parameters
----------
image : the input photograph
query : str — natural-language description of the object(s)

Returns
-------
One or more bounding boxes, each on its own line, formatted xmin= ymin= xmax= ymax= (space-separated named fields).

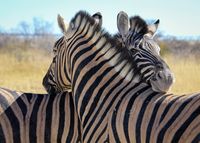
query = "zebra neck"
xmin=69 ymin=14 xmax=142 ymax=83
xmin=93 ymin=37 xmax=141 ymax=83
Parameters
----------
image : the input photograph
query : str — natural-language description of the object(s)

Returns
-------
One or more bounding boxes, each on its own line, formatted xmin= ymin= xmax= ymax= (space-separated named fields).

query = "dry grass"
xmin=0 ymin=48 xmax=52 ymax=93
xmin=164 ymin=55 xmax=200 ymax=95
xmin=0 ymin=48 xmax=200 ymax=95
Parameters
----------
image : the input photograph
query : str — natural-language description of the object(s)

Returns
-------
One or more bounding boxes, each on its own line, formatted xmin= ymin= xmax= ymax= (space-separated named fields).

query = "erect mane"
xmin=129 ymin=16 xmax=148 ymax=35
xmin=70 ymin=10 xmax=136 ymax=68
xmin=70 ymin=11 xmax=110 ymax=42
xmin=71 ymin=11 xmax=99 ymax=29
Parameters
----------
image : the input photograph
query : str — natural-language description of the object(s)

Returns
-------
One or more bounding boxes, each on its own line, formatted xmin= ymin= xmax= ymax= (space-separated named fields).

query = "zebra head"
xmin=42 ymin=12 xmax=103 ymax=95
xmin=116 ymin=11 xmax=174 ymax=93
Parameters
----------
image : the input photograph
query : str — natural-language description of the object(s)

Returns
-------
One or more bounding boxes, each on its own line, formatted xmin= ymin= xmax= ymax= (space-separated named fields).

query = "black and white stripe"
xmin=115 ymin=11 xmax=174 ymax=93
xmin=43 ymin=11 xmax=200 ymax=142
xmin=0 ymin=87 xmax=81 ymax=143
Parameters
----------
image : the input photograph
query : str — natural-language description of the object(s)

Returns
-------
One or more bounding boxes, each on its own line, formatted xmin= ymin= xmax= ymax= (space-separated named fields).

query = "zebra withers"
xmin=41 ymin=11 xmax=194 ymax=143
xmin=0 ymin=87 xmax=81 ymax=143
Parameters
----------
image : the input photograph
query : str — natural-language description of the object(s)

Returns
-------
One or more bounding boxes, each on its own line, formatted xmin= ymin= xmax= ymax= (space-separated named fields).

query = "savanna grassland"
xmin=164 ymin=55 xmax=200 ymax=94
xmin=0 ymin=47 xmax=52 ymax=93
xmin=0 ymin=46 xmax=200 ymax=95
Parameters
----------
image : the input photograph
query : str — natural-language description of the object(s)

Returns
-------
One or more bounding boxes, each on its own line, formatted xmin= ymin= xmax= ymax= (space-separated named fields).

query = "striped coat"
xmin=43 ymin=11 xmax=200 ymax=142
xmin=0 ymin=87 xmax=81 ymax=143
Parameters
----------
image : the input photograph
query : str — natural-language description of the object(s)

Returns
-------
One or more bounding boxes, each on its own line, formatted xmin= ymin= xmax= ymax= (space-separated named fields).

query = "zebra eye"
xmin=156 ymin=64 xmax=163 ymax=70
xmin=130 ymin=48 xmax=139 ymax=55
xmin=53 ymin=48 xmax=57 ymax=55
xmin=52 ymin=56 xmax=57 ymax=62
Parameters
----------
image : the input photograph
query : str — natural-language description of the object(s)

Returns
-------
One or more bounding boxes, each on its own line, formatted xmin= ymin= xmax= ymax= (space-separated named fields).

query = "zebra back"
xmin=108 ymin=88 xmax=200 ymax=143
xmin=0 ymin=87 xmax=81 ymax=143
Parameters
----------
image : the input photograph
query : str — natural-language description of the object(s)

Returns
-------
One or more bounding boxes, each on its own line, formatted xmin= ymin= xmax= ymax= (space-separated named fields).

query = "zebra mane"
xmin=129 ymin=16 xmax=148 ymax=35
xmin=71 ymin=10 xmax=102 ymax=33
xmin=70 ymin=10 xmax=137 ymax=70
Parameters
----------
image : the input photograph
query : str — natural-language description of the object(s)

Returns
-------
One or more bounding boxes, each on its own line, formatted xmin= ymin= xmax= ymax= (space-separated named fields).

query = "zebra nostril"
xmin=151 ymin=75 xmax=157 ymax=81
xmin=167 ymin=74 xmax=174 ymax=83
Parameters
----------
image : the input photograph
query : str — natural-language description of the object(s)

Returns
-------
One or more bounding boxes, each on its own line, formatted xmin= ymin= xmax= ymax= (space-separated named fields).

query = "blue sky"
xmin=1 ymin=0 xmax=200 ymax=37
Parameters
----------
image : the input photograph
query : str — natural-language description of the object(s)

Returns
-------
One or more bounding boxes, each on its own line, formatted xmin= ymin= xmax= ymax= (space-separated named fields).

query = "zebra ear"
xmin=117 ymin=11 xmax=129 ymax=41
xmin=57 ymin=14 xmax=68 ymax=34
xmin=92 ymin=12 xmax=102 ymax=27
xmin=146 ymin=19 xmax=160 ymax=37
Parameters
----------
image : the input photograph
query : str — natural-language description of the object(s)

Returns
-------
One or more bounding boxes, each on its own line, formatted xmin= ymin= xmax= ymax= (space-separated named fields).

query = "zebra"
xmin=41 ymin=10 xmax=199 ymax=143
xmin=43 ymin=11 xmax=174 ymax=94
xmin=0 ymin=87 xmax=81 ymax=143
xmin=43 ymin=12 xmax=103 ymax=94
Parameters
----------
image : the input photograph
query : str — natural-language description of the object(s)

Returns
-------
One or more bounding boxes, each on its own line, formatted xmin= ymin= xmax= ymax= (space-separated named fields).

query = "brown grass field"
xmin=0 ymin=48 xmax=200 ymax=95
xmin=0 ymin=48 xmax=52 ymax=93
xmin=164 ymin=55 xmax=200 ymax=94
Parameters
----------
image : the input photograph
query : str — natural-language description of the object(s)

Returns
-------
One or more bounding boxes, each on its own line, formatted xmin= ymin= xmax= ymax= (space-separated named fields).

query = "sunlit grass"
xmin=0 ymin=48 xmax=200 ymax=95
xmin=0 ymin=48 xmax=52 ymax=93
xmin=164 ymin=55 xmax=200 ymax=95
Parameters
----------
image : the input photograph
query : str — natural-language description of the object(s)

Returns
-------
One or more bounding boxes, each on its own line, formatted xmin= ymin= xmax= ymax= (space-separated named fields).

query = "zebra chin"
xmin=150 ymin=81 xmax=171 ymax=93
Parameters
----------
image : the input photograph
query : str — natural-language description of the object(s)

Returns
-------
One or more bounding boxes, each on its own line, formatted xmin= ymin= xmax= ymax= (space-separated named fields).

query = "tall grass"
xmin=0 ymin=48 xmax=200 ymax=95
xmin=164 ymin=55 xmax=200 ymax=94
xmin=0 ymin=48 xmax=52 ymax=93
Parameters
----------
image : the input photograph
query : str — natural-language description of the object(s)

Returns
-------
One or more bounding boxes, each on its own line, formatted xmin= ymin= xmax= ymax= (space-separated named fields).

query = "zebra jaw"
xmin=150 ymin=70 xmax=175 ymax=93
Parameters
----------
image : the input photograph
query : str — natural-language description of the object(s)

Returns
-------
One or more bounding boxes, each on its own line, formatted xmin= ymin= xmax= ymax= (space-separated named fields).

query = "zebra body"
xmin=108 ymin=84 xmax=200 ymax=143
xmin=0 ymin=87 xmax=81 ymax=143
xmin=43 ymin=11 xmax=200 ymax=142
